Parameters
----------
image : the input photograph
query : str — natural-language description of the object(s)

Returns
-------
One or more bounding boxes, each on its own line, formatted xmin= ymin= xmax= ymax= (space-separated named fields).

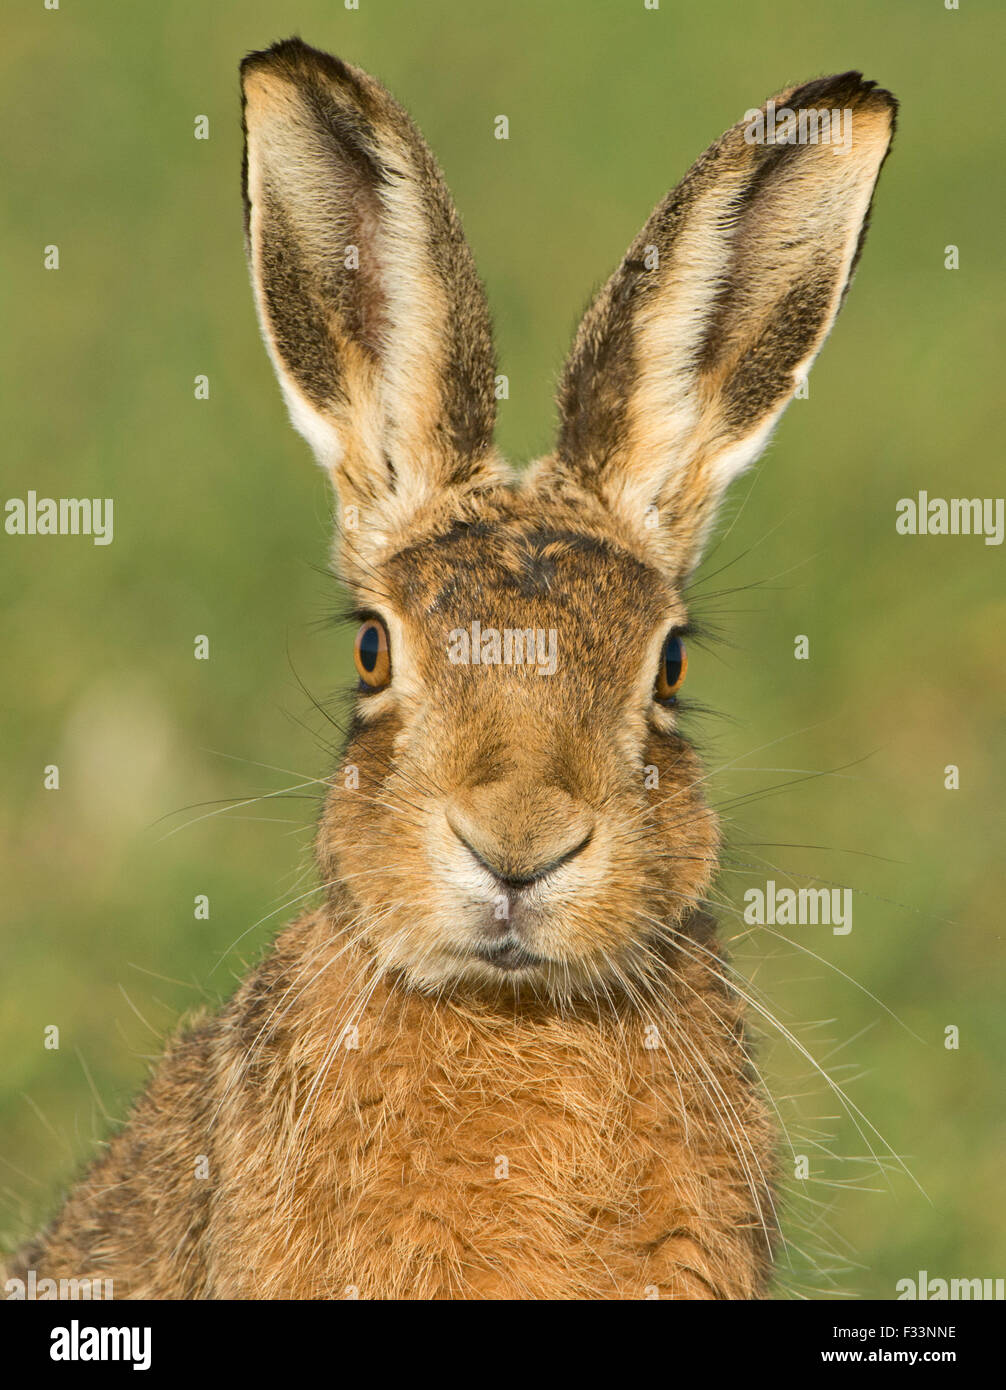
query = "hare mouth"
xmin=471 ymin=936 xmax=547 ymax=973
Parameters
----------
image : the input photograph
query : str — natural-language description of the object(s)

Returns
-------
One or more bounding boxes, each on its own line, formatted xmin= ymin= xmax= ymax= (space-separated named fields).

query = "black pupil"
xmin=359 ymin=624 xmax=380 ymax=673
xmin=663 ymin=635 xmax=683 ymax=688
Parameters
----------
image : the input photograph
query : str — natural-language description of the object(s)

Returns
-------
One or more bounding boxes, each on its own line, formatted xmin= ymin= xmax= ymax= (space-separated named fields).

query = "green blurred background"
xmin=2 ymin=0 xmax=1003 ymax=1298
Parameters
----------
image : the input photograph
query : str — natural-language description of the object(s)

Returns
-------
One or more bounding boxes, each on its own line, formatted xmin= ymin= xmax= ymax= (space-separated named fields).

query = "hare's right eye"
xmin=655 ymin=631 xmax=687 ymax=703
xmin=354 ymin=620 xmax=391 ymax=690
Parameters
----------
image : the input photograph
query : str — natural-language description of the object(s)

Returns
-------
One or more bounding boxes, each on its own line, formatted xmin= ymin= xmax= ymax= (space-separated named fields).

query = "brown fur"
xmin=5 ymin=41 xmax=895 ymax=1299
xmin=12 ymin=908 xmax=773 ymax=1299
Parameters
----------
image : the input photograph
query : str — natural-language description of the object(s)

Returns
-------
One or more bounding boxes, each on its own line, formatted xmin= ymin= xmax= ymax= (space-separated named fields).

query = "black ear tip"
xmin=241 ymin=35 xmax=303 ymax=76
xmin=785 ymin=70 xmax=898 ymax=124
xmin=870 ymin=84 xmax=899 ymax=125
xmin=849 ymin=73 xmax=899 ymax=121
xmin=240 ymin=36 xmax=351 ymax=84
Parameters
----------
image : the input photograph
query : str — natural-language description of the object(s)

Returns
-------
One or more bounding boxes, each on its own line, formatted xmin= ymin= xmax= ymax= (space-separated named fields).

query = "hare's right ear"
xmin=241 ymin=39 xmax=501 ymax=574
xmin=546 ymin=73 xmax=897 ymax=579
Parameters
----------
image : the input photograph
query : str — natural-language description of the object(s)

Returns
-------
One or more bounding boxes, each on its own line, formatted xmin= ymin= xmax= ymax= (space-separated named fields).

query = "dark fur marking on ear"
xmin=556 ymin=286 xmax=638 ymax=473
xmin=258 ymin=193 xmax=346 ymax=411
xmin=716 ymin=269 xmax=839 ymax=431
xmin=411 ymin=163 xmax=497 ymax=464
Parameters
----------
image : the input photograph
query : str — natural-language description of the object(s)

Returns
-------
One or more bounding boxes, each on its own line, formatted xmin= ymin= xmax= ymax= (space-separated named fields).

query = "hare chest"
xmin=210 ymin=972 xmax=765 ymax=1300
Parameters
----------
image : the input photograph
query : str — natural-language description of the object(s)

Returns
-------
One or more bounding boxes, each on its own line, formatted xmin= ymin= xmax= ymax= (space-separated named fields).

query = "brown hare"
xmin=6 ymin=40 xmax=895 ymax=1300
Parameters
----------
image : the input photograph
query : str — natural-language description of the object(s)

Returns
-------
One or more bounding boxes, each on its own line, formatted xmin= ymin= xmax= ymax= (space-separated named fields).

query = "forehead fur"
xmin=378 ymin=484 xmax=677 ymax=636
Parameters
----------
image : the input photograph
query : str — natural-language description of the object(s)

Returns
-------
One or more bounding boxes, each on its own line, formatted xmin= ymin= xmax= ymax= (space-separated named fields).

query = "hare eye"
xmin=655 ymin=632 xmax=687 ymax=703
xmin=354 ymin=619 xmax=391 ymax=690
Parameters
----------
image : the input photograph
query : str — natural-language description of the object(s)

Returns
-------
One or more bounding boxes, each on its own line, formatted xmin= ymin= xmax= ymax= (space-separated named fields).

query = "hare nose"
xmin=446 ymin=789 xmax=594 ymax=888
xmin=449 ymin=821 xmax=593 ymax=887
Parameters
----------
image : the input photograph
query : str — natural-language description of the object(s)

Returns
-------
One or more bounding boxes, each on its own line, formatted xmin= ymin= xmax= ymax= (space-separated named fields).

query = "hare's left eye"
xmin=354 ymin=619 xmax=391 ymax=690
xmin=655 ymin=632 xmax=687 ymax=703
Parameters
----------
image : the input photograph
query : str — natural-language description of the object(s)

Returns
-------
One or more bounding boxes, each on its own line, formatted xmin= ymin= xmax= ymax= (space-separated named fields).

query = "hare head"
xmin=241 ymin=41 xmax=895 ymax=1002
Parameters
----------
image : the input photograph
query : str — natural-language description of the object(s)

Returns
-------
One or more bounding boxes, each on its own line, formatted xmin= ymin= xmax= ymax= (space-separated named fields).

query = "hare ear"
xmin=548 ymin=73 xmax=896 ymax=578
xmin=241 ymin=39 xmax=501 ymax=572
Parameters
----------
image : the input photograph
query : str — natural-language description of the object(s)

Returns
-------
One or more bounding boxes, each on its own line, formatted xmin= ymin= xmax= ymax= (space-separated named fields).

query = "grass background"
xmin=2 ymin=0 xmax=1003 ymax=1297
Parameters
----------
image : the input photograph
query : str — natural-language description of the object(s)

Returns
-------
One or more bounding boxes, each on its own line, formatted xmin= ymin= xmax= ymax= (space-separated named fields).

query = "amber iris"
xmin=354 ymin=619 xmax=391 ymax=689
xmin=655 ymin=633 xmax=687 ymax=701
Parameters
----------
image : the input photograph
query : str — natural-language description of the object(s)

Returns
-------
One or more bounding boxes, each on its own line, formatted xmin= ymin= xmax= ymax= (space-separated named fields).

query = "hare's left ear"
xmin=241 ymin=39 xmax=502 ymax=575
xmin=544 ymin=73 xmax=896 ymax=578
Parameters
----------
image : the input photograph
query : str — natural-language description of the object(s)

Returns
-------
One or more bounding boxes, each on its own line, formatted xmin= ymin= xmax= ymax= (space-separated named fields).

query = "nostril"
xmin=447 ymin=822 xmax=505 ymax=880
xmin=498 ymin=830 xmax=593 ymax=887
xmin=447 ymin=817 xmax=593 ymax=888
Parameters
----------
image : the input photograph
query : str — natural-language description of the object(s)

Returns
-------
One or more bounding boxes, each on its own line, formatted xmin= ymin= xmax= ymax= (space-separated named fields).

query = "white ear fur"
xmin=253 ymin=319 xmax=344 ymax=475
